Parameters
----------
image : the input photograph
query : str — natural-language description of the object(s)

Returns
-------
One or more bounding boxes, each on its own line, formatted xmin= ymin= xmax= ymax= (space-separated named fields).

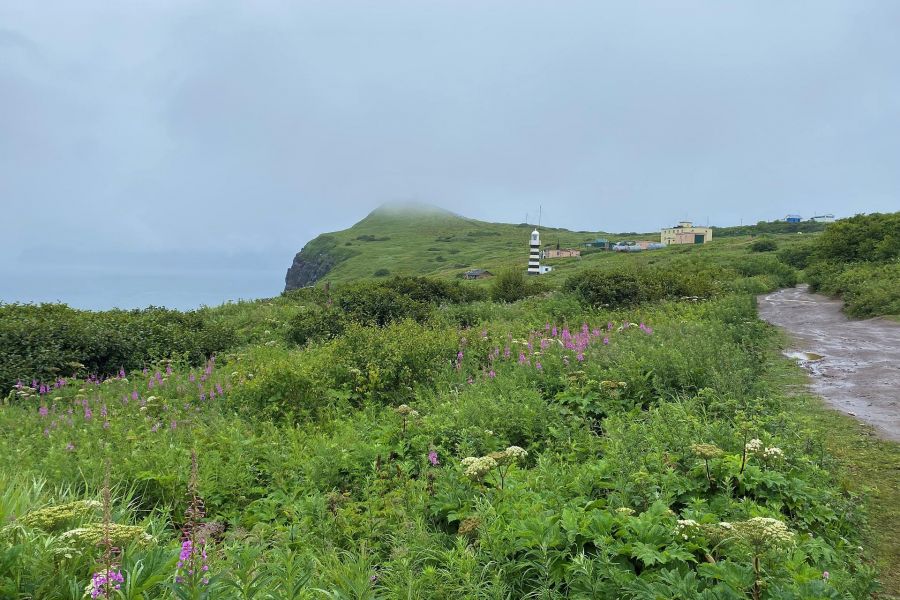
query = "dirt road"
xmin=758 ymin=285 xmax=900 ymax=442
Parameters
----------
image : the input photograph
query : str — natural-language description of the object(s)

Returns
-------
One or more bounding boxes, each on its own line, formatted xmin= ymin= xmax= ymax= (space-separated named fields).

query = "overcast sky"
xmin=1 ymin=1 xmax=898 ymax=308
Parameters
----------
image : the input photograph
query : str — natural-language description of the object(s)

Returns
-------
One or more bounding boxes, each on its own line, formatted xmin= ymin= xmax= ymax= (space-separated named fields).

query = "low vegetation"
xmin=802 ymin=213 xmax=900 ymax=317
xmin=1 ymin=212 xmax=897 ymax=597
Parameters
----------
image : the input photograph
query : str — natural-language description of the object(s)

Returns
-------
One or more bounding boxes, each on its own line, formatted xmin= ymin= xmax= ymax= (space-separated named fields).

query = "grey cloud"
xmin=1 ymin=0 xmax=898 ymax=308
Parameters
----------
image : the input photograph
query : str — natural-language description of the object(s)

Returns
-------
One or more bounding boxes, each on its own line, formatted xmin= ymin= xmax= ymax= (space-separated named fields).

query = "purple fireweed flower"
xmin=102 ymin=420 xmax=110 ymax=429
xmin=142 ymin=368 xmax=148 ymax=375
xmin=551 ymin=326 xmax=558 ymax=337
xmin=200 ymin=393 xmax=206 ymax=402
xmin=488 ymin=369 xmax=496 ymax=379
xmin=607 ymin=321 xmax=614 ymax=331
xmin=209 ymin=390 xmax=216 ymax=400
xmin=119 ymin=368 xmax=126 ymax=378
xmin=15 ymin=380 xmax=23 ymax=389
xmin=166 ymin=365 xmax=173 ymax=376
xmin=189 ymin=373 xmax=195 ymax=383
xmin=151 ymin=422 xmax=160 ymax=433
xmin=576 ymin=352 xmax=585 ymax=362
xmin=535 ymin=362 xmax=543 ymax=371
xmin=31 ymin=379 xmax=38 ymax=388
xmin=39 ymin=406 xmax=49 ymax=417
xmin=215 ymin=383 xmax=223 ymax=396
xmin=518 ymin=353 xmax=527 ymax=364
xmin=84 ymin=407 xmax=93 ymax=420
xmin=100 ymin=405 xmax=108 ymax=418
xmin=428 ymin=450 xmax=439 ymax=466
xmin=592 ymin=328 xmax=601 ymax=337
xmin=90 ymin=569 xmax=124 ymax=598
xmin=170 ymin=420 xmax=177 ymax=430
xmin=603 ymin=337 xmax=610 ymax=345
xmin=131 ymin=390 xmax=139 ymax=401
xmin=43 ymin=428 xmax=50 ymax=437
xmin=148 ymin=379 xmax=155 ymax=389
xmin=503 ymin=346 xmax=511 ymax=359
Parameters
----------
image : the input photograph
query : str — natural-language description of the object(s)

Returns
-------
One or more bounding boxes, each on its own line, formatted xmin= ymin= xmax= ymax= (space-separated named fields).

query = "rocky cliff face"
xmin=283 ymin=235 xmax=355 ymax=291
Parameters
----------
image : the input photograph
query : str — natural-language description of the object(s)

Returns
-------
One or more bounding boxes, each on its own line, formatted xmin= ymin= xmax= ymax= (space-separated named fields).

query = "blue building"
xmin=785 ymin=214 xmax=802 ymax=223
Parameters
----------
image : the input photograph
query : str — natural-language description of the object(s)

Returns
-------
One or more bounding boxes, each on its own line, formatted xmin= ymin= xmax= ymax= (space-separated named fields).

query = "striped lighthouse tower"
xmin=528 ymin=229 xmax=541 ymax=275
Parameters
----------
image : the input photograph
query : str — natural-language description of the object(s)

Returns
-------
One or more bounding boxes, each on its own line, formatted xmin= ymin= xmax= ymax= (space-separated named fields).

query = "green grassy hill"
xmin=284 ymin=202 xmax=659 ymax=290
xmin=284 ymin=202 xmax=818 ymax=291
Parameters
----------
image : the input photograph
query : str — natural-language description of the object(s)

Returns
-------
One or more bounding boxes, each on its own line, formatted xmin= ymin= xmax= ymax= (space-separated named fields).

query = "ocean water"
xmin=0 ymin=265 xmax=285 ymax=311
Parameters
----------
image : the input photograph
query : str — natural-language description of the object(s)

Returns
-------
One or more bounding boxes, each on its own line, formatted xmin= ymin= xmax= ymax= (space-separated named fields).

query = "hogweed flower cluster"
xmin=461 ymin=456 xmax=497 ymax=480
xmin=745 ymin=439 xmax=785 ymax=463
xmin=461 ymin=446 xmax=528 ymax=489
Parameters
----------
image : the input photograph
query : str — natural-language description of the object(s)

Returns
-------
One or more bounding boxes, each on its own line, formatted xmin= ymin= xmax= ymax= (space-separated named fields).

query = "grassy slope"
xmin=303 ymin=203 xmax=653 ymax=283
xmin=299 ymin=203 xmax=812 ymax=286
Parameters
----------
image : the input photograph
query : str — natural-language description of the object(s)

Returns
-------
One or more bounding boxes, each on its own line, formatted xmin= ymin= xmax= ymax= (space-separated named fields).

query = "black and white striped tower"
xmin=528 ymin=228 xmax=541 ymax=275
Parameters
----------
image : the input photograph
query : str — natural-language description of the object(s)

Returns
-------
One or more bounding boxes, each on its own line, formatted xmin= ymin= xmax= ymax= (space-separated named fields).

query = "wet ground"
xmin=758 ymin=285 xmax=900 ymax=442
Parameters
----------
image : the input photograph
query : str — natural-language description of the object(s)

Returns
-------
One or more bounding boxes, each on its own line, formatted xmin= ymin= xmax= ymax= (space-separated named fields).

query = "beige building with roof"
xmin=661 ymin=221 xmax=712 ymax=245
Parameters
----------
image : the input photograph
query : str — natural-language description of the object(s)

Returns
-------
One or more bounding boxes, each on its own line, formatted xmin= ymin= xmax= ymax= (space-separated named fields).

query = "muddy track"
xmin=758 ymin=285 xmax=900 ymax=442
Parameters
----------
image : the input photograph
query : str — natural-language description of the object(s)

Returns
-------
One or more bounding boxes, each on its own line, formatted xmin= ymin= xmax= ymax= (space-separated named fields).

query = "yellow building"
xmin=661 ymin=221 xmax=712 ymax=245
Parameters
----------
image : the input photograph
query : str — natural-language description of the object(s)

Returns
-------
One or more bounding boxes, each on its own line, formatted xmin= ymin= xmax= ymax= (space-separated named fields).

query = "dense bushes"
xmin=802 ymin=212 xmax=900 ymax=317
xmin=564 ymin=266 xmax=722 ymax=307
xmin=285 ymin=276 xmax=487 ymax=345
xmin=490 ymin=269 xmax=547 ymax=303
xmin=0 ymin=304 xmax=236 ymax=394
xmin=812 ymin=212 xmax=900 ymax=263
xmin=749 ymin=238 xmax=777 ymax=252
xmin=808 ymin=262 xmax=900 ymax=317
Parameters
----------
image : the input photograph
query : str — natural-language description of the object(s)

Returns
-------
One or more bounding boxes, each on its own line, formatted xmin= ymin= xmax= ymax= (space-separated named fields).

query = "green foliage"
xmin=801 ymin=212 xmax=900 ymax=317
xmin=813 ymin=212 xmax=900 ymax=263
xmin=749 ymin=239 xmax=777 ymax=252
xmin=0 ymin=261 xmax=893 ymax=596
xmin=490 ymin=269 xmax=544 ymax=302
xmin=713 ymin=220 xmax=826 ymax=237
xmin=284 ymin=306 xmax=346 ymax=346
xmin=564 ymin=266 xmax=722 ymax=307
xmin=0 ymin=304 xmax=236 ymax=394
xmin=776 ymin=242 xmax=815 ymax=269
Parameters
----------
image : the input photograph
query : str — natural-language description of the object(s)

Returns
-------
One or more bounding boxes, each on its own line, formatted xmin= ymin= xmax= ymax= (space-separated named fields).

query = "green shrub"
xmin=564 ymin=266 xmax=723 ymax=308
xmin=490 ymin=269 xmax=544 ymax=303
xmin=813 ymin=212 xmax=900 ymax=263
xmin=776 ymin=242 xmax=815 ymax=269
xmin=336 ymin=282 xmax=431 ymax=326
xmin=285 ymin=306 xmax=346 ymax=346
xmin=373 ymin=268 xmax=391 ymax=277
xmin=0 ymin=304 xmax=236 ymax=394
xmin=749 ymin=239 xmax=777 ymax=252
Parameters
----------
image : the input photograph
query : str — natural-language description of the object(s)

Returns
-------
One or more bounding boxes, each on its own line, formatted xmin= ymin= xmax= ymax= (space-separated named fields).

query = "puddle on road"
xmin=784 ymin=351 xmax=825 ymax=362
